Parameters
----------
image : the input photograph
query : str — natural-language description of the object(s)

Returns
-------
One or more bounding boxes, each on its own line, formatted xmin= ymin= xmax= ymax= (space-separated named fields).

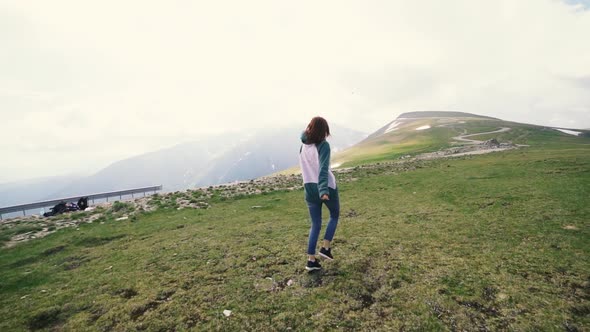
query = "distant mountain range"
xmin=0 ymin=125 xmax=366 ymax=206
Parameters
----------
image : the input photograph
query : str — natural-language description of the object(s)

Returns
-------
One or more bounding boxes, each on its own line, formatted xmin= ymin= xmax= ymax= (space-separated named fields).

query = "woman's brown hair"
xmin=305 ymin=116 xmax=330 ymax=144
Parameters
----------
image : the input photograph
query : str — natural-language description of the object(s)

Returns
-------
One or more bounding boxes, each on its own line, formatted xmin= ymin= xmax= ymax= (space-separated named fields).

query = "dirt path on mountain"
xmin=416 ymin=127 xmax=516 ymax=160
xmin=452 ymin=127 xmax=511 ymax=144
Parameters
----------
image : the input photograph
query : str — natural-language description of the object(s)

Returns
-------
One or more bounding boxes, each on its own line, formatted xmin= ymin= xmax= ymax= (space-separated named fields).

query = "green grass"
xmin=1 ymin=143 xmax=589 ymax=330
xmin=336 ymin=127 xmax=459 ymax=167
xmin=333 ymin=119 xmax=539 ymax=168
xmin=447 ymin=120 xmax=504 ymax=135
xmin=0 ymin=224 xmax=45 ymax=246
xmin=468 ymin=124 xmax=590 ymax=147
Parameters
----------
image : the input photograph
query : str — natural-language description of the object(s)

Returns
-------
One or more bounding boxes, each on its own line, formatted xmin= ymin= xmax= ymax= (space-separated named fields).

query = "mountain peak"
xmin=397 ymin=111 xmax=498 ymax=120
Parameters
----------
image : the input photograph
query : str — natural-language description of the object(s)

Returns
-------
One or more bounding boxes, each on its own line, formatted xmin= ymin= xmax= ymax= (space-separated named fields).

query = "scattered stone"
xmin=563 ymin=225 xmax=578 ymax=230
xmin=415 ymin=134 xmax=517 ymax=160
xmin=287 ymin=279 xmax=294 ymax=286
xmin=105 ymin=266 xmax=113 ymax=271
xmin=115 ymin=216 xmax=128 ymax=221
xmin=87 ymin=213 xmax=103 ymax=223
xmin=223 ymin=309 xmax=232 ymax=317
xmin=21 ymin=295 xmax=30 ymax=299
xmin=41 ymin=290 xmax=47 ymax=293
xmin=156 ymin=289 xmax=176 ymax=301
xmin=483 ymin=138 xmax=500 ymax=147
xmin=251 ymin=206 xmax=263 ymax=209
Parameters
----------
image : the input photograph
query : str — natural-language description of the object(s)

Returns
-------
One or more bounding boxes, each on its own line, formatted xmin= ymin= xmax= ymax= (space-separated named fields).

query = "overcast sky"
xmin=1 ymin=0 xmax=590 ymax=183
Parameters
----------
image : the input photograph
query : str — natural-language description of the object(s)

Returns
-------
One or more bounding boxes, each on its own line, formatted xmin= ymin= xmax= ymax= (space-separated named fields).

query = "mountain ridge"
xmin=397 ymin=111 xmax=498 ymax=119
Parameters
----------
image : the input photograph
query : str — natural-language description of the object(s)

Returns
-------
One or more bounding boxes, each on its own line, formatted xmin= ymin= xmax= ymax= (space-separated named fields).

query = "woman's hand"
xmin=321 ymin=194 xmax=330 ymax=201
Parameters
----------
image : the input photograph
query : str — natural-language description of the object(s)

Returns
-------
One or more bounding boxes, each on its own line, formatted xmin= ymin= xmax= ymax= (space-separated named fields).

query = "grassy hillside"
xmin=332 ymin=115 xmax=589 ymax=168
xmin=468 ymin=123 xmax=590 ymax=146
xmin=1 ymin=138 xmax=589 ymax=330
xmin=331 ymin=117 xmax=468 ymax=167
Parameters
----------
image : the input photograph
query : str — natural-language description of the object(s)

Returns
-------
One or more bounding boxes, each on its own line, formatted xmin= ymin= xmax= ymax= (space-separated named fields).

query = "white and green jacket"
xmin=299 ymin=132 xmax=338 ymax=203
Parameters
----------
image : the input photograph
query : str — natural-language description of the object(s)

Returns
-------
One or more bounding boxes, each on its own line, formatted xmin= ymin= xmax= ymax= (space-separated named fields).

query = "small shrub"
xmin=112 ymin=201 xmax=134 ymax=213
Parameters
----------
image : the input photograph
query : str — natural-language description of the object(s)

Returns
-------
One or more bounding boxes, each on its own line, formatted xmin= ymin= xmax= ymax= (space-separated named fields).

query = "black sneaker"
xmin=319 ymin=247 xmax=334 ymax=260
xmin=305 ymin=259 xmax=322 ymax=271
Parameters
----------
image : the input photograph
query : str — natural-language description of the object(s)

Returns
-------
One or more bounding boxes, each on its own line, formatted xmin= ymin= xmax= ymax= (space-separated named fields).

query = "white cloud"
xmin=1 ymin=0 xmax=590 ymax=181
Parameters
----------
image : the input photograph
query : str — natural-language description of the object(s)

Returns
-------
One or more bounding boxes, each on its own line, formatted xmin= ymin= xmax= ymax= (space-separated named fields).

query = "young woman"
xmin=299 ymin=116 xmax=340 ymax=271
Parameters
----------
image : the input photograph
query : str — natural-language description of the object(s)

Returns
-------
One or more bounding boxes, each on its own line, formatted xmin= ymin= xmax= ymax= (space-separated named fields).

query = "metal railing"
xmin=0 ymin=185 xmax=162 ymax=220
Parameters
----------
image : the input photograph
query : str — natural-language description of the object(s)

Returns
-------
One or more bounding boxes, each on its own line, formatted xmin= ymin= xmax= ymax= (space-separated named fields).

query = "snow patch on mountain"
xmin=554 ymin=128 xmax=581 ymax=136
xmin=384 ymin=121 xmax=401 ymax=134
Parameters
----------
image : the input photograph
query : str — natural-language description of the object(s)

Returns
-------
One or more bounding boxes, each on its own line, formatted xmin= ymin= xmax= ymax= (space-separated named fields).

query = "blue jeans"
xmin=306 ymin=197 xmax=340 ymax=255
